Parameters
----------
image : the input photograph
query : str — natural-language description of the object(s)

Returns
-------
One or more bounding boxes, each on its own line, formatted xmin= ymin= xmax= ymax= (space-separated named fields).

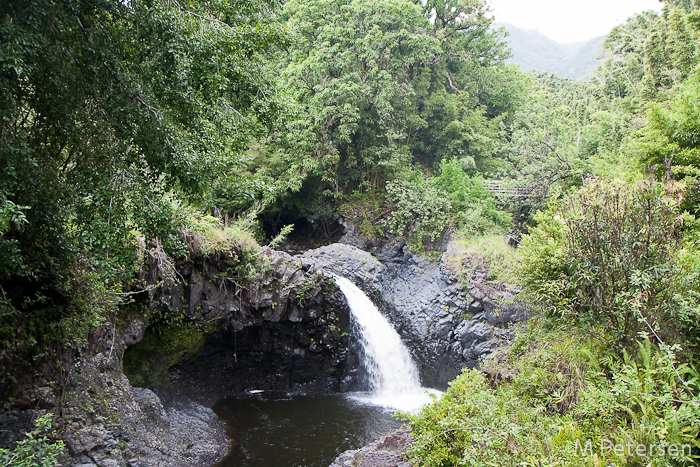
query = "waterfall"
xmin=333 ymin=275 xmax=437 ymax=411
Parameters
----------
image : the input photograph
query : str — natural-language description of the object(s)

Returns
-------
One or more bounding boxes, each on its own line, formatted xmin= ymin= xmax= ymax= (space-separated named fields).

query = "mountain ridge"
xmin=498 ymin=23 xmax=606 ymax=80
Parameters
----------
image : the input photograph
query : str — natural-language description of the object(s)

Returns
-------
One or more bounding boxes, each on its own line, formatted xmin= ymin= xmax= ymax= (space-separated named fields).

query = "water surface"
xmin=213 ymin=392 xmax=405 ymax=467
xmin=211 ymin=276 xmax=442 ymax=467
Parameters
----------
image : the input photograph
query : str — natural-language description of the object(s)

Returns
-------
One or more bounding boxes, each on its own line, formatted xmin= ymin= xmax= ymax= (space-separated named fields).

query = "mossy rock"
xmin=123 ymin=325 xmax=206 ymax=388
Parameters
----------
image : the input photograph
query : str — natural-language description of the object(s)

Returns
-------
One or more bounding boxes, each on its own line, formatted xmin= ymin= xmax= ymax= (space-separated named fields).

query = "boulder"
xmin=328 ymin=429 xmax=414 ymax=467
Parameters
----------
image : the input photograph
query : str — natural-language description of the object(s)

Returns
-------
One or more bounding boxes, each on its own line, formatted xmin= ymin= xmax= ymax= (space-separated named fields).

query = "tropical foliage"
xmin=0 ymin=0 xmax=288 ymax=405
xmin=0 ymin=415 xmax=64 ymax=466
xmin=3 ymin=0 xmax=700 ymax=464
xmin=407 ymin=323 xmax=700 ymax=466
xmin=405 ymin=3 xmax=700 ymax=466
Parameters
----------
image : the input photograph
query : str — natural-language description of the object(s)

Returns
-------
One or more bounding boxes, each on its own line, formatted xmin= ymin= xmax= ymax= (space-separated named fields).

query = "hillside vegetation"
xmin=1 ymin=0 xmax=700 ymax=465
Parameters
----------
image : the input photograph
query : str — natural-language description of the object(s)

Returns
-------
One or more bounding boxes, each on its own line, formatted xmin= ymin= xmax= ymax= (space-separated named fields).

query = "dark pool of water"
xmin=212 ymin=392 xmax=405 ymax=467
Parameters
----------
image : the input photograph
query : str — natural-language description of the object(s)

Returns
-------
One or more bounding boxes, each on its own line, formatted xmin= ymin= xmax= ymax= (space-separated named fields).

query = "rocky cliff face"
xmin=131 ymin=249 xmax=353 ymax=406
xmin=0 ymin=305 xmax=230 ymax=467
xmin=2 ymin=247 xmax=354 ymax=466
xmin=302 ymin=241 xmax=527 ymax=388
xmin=318 ymin=237 xmax=528 ymax=467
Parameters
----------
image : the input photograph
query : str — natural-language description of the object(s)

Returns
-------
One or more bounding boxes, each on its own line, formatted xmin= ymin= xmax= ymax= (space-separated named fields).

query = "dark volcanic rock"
xmin=133 ymin=249 xmax=353 ymax=406
xmin=302 ymin=240 xmax=528 ymax=389
xmin=4 ymin=234 xmax=526 ymax=467
xmin=329 ymin=429 xmax=414 ymax=467
xmin=300 ymin=244 xmax=384 ymax=288
xmin=53 ymin=320 xmax=228 ymax=467
xmin=2 ymin=248 xmax=356 ymax=466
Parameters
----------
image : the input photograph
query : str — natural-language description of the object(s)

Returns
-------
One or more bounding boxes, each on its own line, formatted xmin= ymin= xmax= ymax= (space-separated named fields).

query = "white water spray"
xmin=333 ymin=275 xmax=438 ymax=411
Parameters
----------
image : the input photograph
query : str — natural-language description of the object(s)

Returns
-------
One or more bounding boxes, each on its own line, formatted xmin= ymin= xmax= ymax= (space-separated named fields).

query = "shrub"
xmin=431 ymin=158 xmax=512 ymax=234
xmin=385 ymin=179 xmax=452 ymax=253
xmin=406 ymin=319 xmax=700 ymax=467
xmin=177 ymin=207 xmax=265 ymax=282
xmin=518 ymin=180 xmax=687 ymax=346
xmin=406 ymin=322 xmax=605 ymax=467
xmin=0 ymin=414 xmax=64 ymax=466
xmin=339 ymin=191 xmax=389 ymax=239
xmin=53 ymin=259 xmax=122 ymax=346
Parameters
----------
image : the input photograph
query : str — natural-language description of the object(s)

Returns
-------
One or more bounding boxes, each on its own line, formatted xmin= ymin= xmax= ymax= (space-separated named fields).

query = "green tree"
xmin=664 ymin=0 xmax=698 ymax=14
xmin=641 ymin=28 xmax=671 ymax=100
xmin=597 ymin=11 xmax=661 ymax=101
xmin=249 ymin=0 xmax=515 ymax=218
xmin=0 ymin=0 xmax=287 ymax=289
xmin=276 ymin=0 xmax=440 ymax=195
xmin=506 ymin=73 xmax=601 ymax=203
xmin=0 ymin=0 xmax=287 ymax=404
xmin=385 ymin=178 xmax=452 ymax=252
xmin=409 ymin=0 xmax=516 ymax=172
xmin=635 ymin=71 xmax=700 ymax=178
xmin=430 ymin=158 xmax=511 ymax=233
xmin=667 ymin=7 xmax=697 ymax=81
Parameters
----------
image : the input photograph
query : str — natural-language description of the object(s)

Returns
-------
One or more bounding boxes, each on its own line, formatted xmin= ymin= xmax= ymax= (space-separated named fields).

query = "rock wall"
xmin=301 ymin=241 xmax=528 ymax=388
xmin=132 ymin=249 xmax=354 ymax=406
xmin=1 ymin=248 xmax=354 ymax=466
xmin=2 ymin=233 xmax=527 ymax=467
xmin=8 ymin=310 xmax=231 ymax=467
xmin=321 ymin=236 xmax=529 ymax=467
xmin=59 ymin=336 xmax=228 ymax=467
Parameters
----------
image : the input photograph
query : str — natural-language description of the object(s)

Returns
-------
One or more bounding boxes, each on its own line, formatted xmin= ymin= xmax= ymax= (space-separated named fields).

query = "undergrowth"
xmin=0 ymin=414 xmax=64 ymax=466
xmin=178 ymin=207 xmax=261 ymax=257
xmin=339 ymin=192 xmax=389 ymax=239
xmin=406 ymin=317 xmax=700 ymax=466
xmin=339 ymin=161 xmax=514 ymax=258
xmin=448 ymin=233 xmax=521 ymax=286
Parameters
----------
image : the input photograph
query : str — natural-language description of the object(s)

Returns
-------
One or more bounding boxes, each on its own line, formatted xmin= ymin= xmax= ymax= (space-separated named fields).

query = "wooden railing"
xmin=483 ymin=175 xmax=599 ymax=200
xmin=482 ymin=180 xmax=530 ymax=199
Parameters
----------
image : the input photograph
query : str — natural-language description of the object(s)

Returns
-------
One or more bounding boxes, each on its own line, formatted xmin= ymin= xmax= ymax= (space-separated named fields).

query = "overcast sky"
xmin=488 ymin=0 xmax=664 ymax=43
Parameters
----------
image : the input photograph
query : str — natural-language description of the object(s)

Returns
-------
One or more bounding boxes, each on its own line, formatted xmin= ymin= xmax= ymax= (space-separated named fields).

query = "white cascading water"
xmin=333 ymin=275 xmax=438 ymax=412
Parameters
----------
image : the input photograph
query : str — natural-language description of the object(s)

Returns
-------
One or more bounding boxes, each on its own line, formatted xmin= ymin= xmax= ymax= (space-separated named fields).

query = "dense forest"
xmin=2 ymin=0 xmax=700 ymax=465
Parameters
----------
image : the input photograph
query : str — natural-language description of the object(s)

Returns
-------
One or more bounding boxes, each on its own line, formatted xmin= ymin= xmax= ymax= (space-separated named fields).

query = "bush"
xmin=518 ymin=179 xmax=687 ymax=346
xmin=406 ymin=322 xmax=603 ymax=467
xmin=431 ymin=158 xmax=512 ymax=234
xmin=406 ymin=319 xmax=700 ymax=467
xmin=385 ymin=179 xmax=452 ymax=253
xmin=339 ymin=191 xmax=389 ymax=239
xmin=671 ymin=242 xmax=700 ymax=354
xmin=53 ymin=259 xmax=122 ymax=346
xmin=0 ymin=414 xmax=64 ymax=467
